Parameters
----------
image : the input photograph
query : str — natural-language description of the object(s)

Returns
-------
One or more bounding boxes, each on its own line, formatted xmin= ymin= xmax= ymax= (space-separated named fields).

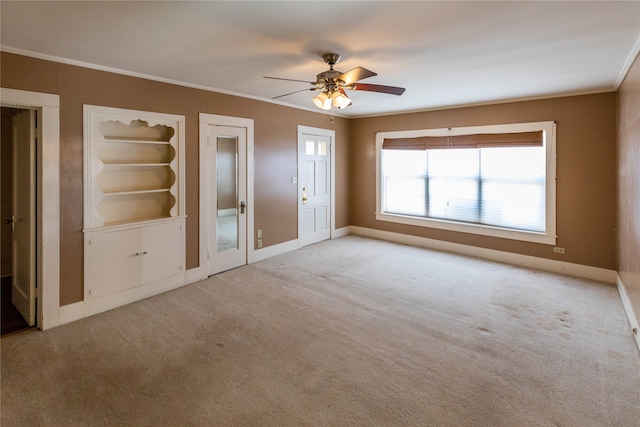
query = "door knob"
xmin=302 ymin=188 xmax=307 ymax=205
xmin=240 ymin=201 xmax=246 ymax=214
xmin=5 ymin=216 xmax=14 ymax=231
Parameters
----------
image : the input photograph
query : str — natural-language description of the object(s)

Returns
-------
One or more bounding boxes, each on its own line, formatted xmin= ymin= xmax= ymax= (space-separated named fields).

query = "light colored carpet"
xmin=2 ymin=235 xmax=639 ymax=426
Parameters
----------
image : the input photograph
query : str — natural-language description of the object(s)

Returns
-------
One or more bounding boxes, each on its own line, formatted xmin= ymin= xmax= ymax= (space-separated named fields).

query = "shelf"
xmin=101 ymin=162 xmax=171 ymax=167
xmin=84 ymin=215 xmax=187 ymax=233
xmin=97 ymin=142 xmax=175 ymax=165
xmin=103 ymin=188 xmax=170 ymax=196
xmin=102 ymin=138 xmax=171 ymax=145
xmin=97 ymin=165 xmax=175 ymax=194
xmin=96 ymin=191 xmax=176 ymax=226
xmin=101 ymin=215 xmax=173 ymax=228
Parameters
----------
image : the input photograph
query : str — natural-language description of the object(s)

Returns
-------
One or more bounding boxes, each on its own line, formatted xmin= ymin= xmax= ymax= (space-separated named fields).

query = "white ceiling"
xmin=2 ymin=1 xmax=639 ymax=117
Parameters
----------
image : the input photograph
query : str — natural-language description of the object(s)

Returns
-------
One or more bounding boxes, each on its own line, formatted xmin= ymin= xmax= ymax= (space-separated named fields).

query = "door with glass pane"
xmin=207 ymin=125 xmax=247 ymax=275
xmin=298 ymin=131 xmax=331 ymax=247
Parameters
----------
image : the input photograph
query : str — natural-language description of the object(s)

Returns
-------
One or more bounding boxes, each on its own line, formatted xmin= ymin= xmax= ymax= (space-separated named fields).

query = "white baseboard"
xmin=58 ymin=269 xmax=202 ymax=327
xmin=617 ymin=275 xmax=640 ymax=352
xmin=249 ymin=239 xmax=299 ymax=264
xmin=58 ymin=301 xmax=85 ymax=326
xmin=332 ymin=226 xmax=351 ymax=239
xmin=349 ymin=226 xmax=617 ymax=284
xmin=186 ymin=266 xmax=206 ymax=284
xmin=58 ymin=274 xmax=187 ymax=326
xmin=87 ymin=274 xmax=187 ymax=318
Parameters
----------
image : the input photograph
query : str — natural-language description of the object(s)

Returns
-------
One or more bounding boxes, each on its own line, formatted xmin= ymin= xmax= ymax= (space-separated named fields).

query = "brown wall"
xmin=349 ymin=93 xmax=618 ymax=270
xmin=1 ymin=52 xmax=351 ymax=306
xmin=617 ymin=53 xmax=640 ymax=322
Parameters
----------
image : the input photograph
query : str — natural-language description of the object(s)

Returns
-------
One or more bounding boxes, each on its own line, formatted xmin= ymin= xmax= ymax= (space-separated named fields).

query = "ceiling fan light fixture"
xmin=331 ymin=91 xmax=351 ymax=109
xmin=312 ymin=92 xmax=332 ymax=110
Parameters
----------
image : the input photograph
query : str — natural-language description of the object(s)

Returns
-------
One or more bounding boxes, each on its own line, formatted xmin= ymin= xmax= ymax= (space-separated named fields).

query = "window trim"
xmin=375 ymin=121 xmax=557 ymax=245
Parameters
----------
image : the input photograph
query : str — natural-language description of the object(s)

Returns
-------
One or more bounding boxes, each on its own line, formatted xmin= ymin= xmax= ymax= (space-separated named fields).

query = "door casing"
xmin=198 ymin=114 xmax=254 ymax=280
xmin=1 ymin=88 xmax=60 ymax=330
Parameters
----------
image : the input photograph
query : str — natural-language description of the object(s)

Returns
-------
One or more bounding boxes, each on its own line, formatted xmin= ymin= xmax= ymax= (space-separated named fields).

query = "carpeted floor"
xmin=2 ymin=236 xmax=639 ymax=426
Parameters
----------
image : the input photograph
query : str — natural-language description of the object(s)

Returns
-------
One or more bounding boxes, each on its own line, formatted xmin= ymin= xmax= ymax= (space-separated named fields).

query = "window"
xmin=376 ymin=122 xmax=556 ymax=244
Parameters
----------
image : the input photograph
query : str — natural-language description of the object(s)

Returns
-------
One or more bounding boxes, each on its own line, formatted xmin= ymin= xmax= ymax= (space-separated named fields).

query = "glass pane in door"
xmin=318 ymin=141 xmax=327 ymax=156
xmin=216 ymin=136 xmax=238 ymax=253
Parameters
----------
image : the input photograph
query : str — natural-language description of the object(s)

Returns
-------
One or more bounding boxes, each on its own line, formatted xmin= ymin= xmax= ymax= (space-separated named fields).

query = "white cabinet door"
xmin=141 ymin=221 xmax=182 ymax=285
xmin=90 ymin=228 xmax=141 ymax=298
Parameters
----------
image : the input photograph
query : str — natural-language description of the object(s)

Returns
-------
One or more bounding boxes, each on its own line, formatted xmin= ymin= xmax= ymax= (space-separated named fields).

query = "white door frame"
xmin=297 ymin=125 xmax=336 ymax=246
xmin=198 ymin=113 xmax=254 ymax=280
xmin=1 ymin=88 xmax=60 ymax=330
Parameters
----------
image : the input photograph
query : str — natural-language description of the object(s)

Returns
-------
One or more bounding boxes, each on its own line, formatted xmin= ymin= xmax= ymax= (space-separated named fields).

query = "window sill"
xmin=375 ymin=211 xmax=556 ymax=245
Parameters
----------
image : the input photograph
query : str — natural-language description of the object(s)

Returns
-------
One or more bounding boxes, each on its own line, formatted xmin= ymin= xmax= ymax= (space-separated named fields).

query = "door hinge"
xmin=207 ymin=250 xmax=211 ymax=259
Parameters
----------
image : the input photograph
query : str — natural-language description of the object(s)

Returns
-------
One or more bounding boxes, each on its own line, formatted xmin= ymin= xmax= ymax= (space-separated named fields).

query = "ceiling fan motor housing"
xmin=315 ymin=69 xmax=343 ymax=90
xmin=316 ymin=53 xmax=344 ymax=90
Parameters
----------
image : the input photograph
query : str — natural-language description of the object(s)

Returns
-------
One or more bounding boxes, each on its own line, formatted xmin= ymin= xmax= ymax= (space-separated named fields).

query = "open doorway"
xmin=1 ymin=88 xmax=60 ymax=331
xmin=1 ymin=107 xmax=35 ymax=335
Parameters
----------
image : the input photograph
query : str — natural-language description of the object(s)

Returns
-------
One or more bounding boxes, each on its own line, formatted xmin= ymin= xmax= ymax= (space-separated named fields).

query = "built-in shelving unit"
xmin=84 ymin=107 xmax=184 ymax=228
xmin=83 ymin=105 xmax=186 ymax=316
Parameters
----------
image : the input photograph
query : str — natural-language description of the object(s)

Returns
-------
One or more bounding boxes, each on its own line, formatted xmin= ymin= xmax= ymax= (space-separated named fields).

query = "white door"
xmin=12 ymin=110 xmax=36 ymax=325
xmin=298 ymin=129 xmax=332 ymax=247
xmin=207 ymin=125 xmax=247 ymax=275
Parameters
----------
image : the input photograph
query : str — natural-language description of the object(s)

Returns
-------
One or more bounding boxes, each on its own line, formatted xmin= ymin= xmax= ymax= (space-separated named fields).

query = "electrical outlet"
xmin=291 ymin=176 xmax=297 ymax=184
xmin=553 ymin=247 xmax=565 ymax=254
xmin=257 ymin=239 xmax=262 ymax=249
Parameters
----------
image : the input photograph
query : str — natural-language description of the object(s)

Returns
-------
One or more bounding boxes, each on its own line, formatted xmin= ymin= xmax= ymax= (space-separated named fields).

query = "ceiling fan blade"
xmin=350 ymin=83 xmax=406 ymax=96
xmin=272 ymin=88 xmax=318 ymax=99
xmin=336 ymin=67 xmax=377 ymax=85
xmin=264 ymin=76 xmax=315 ymax=84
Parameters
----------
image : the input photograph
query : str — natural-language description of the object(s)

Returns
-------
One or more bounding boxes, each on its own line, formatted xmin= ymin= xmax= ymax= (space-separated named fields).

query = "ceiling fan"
xmin=264 ymin=53 xmax=406 ymax=110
